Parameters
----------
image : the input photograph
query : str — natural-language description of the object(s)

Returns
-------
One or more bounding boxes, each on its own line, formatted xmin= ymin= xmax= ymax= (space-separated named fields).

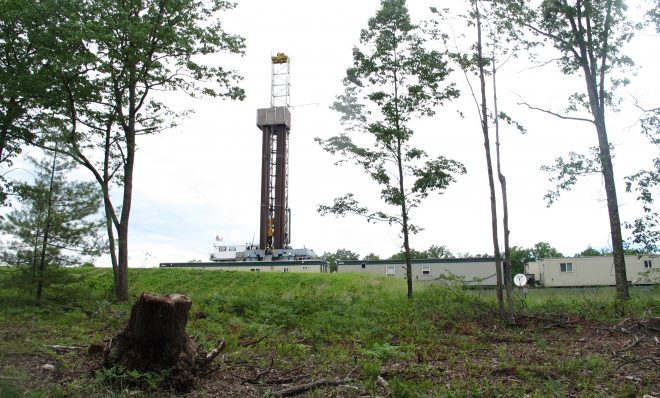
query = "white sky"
xmin=9 ymin=0 xmax=658 ymax=266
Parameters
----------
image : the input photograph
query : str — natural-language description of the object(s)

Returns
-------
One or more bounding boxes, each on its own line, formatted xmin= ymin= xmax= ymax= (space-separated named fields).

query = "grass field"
xmin=0 ymin=267 xmax=658 ymax=397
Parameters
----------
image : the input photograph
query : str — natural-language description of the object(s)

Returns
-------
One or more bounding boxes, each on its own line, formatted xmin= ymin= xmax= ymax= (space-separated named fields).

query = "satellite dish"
xmin=514 ymin=273 xmax=527 ymax=287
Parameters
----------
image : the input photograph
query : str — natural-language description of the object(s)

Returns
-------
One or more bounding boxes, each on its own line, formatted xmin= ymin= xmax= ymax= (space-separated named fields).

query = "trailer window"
xmin=386 ymin=266 xmax=396 ymax=276
xmin=644 ymin=260 xmax=652 ymax=269
xmin=422 ymin=265 xmax=430 ymax=275
xmin=560 ymin=262 xmax=573 ymax=273
xmin=218 ymin=246 xmax=227 ymax=252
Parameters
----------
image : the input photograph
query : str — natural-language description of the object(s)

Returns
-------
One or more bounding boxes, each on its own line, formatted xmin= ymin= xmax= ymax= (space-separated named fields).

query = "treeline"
xmin=323 ymin=241 xmax=645 ymax=274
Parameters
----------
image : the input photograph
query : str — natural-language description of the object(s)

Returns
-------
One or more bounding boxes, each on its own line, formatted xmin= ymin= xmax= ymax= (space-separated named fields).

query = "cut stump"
xmin=103 ymin=292 xmax=198 ymax=390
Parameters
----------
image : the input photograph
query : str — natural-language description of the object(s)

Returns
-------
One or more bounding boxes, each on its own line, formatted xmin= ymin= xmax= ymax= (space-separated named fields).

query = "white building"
xmin=160 ymin=260 xmax=326 ymax=273
xmin=337 ymin=258 xmax=499 ymax=286
xmin=525 ymin=255 xmax=657 ymax=287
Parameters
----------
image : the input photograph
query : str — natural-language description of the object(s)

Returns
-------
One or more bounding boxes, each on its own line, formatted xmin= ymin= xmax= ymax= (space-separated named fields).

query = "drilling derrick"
xmin=257 ymin=53 xmax=291 ymax=252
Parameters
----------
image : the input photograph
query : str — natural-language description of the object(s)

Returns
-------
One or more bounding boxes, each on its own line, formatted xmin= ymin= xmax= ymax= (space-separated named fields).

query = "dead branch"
xmin=203 ymin=339 xmax=226 ymax=364
xmin=271 ymin=378 xmax=352 ymax=398
xmin=243 ymin=355 xmax=275 ymax=384
xmin=615 ymin=356 xmax=660 ymax=370
xmin=612 ymin=336 xmax=642 ymax=357
xmin=518 ymin=314 xmax=584 ymax=328
xmin=614 ymin=318 xmax=634 ymax=330
xmin=265 ymin=374 xmax=308 ymax=385
xmin=50 ymin=345 xmax=86 ymax=353
xmin=544 ymin=322 xmax=578 ymax=329
xmin=238 ymin=335 xmax=268 ymax=347
xmin=345 ymin=364 xmax=360 ymax=379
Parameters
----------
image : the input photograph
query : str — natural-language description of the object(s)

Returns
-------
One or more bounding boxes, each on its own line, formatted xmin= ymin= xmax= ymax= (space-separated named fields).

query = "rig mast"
xmin=257 ymin=53 xmax=291 ymax=252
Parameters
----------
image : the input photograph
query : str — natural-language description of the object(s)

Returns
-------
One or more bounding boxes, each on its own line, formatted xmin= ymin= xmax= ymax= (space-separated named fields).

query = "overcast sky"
xmin=9 ymin=0 xmax=658 ymax=266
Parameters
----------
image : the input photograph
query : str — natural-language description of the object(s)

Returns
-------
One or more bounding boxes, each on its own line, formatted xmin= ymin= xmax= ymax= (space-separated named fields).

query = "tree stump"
xmin=103 ymin=292 xmax=199 ymax=390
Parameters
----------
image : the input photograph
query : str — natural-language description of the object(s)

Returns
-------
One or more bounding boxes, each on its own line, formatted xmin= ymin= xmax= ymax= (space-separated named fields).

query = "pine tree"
xmin=0 ymin=151 xmax=104 ymax=300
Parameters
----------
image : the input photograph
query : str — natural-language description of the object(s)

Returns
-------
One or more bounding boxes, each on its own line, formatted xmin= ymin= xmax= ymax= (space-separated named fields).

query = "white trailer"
xmin=337 ymin=258 xmax=499 ymax=286
xmin=525 ymin=255 xmax=657 ymax=287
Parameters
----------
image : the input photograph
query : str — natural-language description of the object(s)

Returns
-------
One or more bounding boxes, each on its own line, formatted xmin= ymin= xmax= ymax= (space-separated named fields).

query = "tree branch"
xmin=517 ymin=101 xmax=595 ymax=124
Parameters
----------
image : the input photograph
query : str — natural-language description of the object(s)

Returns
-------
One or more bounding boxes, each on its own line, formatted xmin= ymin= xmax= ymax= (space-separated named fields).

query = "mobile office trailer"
xmin=525 ymin=255 xmax=657 ymax=287
xmin=160 ymin=260 xmax=327 ymax=273
xmin=337 ymin=257 xmax=499 ymax=286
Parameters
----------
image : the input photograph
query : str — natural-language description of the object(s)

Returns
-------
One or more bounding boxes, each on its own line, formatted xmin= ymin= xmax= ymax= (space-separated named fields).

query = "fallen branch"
xmin=206 ymin=340 xmax=226 ymax=363
xmin=518 ymin=314 xmax=584 ymax=329
xmin=196 ymin=339 xmax=226 ymax=368
xmin=612 ymin=336 xmax=641 ymax=357
xmin=265 ymin=374 xmax=308 ymax=385
xmin=50 ymin=345 xmax=86 ymax=353
xmin=271 ymin=378 xmax=351 ymax=398
xmin=238 ymin=335 xmax=268 ymax=347
xmin=616 ymin=356 xmax=660 ymax=370
xmin=243 ymin=355 xmax=275 ymax=384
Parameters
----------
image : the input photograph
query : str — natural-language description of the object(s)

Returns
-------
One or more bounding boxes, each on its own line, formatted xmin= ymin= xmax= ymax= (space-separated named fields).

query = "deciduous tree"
xmin=509 ymin=246 xmax=533 ymax=275
xmin=433 ymin=0 xmax=521 ymax=319
xmin=390 ymin=244 xmax=453 ymax=260
xmin=530 ymin=241 xmax=563 ymax=260
xmin=323 ymin=248 xmax=360 ymax=272
xmin=506 ymin=0 xmax=644 ymax=299
xmin=0 ymin=0 xmax=54 ymax=204
xmin=317 ymin=0 xmax=464 ymax=298
xmin=26 ymin=0 xmax=245 ymax=300
xmin=624 ymin=106 xmax=659 ymax=254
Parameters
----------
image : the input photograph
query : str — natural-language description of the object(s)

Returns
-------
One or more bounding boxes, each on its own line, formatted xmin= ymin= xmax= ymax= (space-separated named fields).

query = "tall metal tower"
xmin=257 ymin=53 xmax=291 ymax=252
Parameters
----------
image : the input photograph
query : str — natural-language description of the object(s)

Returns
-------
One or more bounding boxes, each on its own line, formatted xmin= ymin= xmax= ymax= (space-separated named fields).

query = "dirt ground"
xmin=1 ymin=315 xmax=658 ymax=397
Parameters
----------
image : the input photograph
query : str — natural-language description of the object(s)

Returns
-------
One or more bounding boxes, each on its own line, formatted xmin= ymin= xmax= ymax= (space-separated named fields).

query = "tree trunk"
xmin=30 ymin=223 xmax=42 ymax=284
xmin=36 ymin=152 xmax=58 ymax=301
xmin=104 ymin=292 xmax=199 ymax=391
xmin=0 ymin=126 xmax=7 ymax=166
xmin=575 ymin=16 xmax=629 ymax=300
xmin=490 ymin=6 xmax=515 ymax=320
xmin=474 ymin=0 xmax=504 ymax=317
xmin=402 ymin=217 xmax=413 ymax=299
xmin=116 ymin=224 xmax=129 ymax=301
xmin=102 ymin=189 xmax=119 ymax=288
xmin=395 ymin=134 xmax=413 ymax=299
xmin=595 ymin=119 xmax=629 ymax=300
xmin=112 ymin=76 xmax=138 ymax=302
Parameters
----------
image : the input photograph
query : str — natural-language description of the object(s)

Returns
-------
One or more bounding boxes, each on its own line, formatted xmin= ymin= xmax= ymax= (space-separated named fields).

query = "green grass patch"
xmin=0 ymin=266 xmax=658 ymax=397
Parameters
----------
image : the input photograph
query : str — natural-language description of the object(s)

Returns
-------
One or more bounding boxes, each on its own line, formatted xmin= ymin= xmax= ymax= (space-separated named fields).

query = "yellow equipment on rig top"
xmin=271 ymin=53 xmax=289 ymax=64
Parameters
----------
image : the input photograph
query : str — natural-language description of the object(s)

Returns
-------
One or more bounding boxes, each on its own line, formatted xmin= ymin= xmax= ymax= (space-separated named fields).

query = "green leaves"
xmin=540 ymin=146 xmax=608 ymax=206
xmin=411 ymin=157 xmax=467 ymax=196
xmin=624 ymin=107 xmax=659 ymax=253
xmin=320 ymin=0 xmax=464 ymax=297
xmin=317 ymin=193 xmax=399 ymax=226
xmin=1 ymin=151 xmax=105 ymax=268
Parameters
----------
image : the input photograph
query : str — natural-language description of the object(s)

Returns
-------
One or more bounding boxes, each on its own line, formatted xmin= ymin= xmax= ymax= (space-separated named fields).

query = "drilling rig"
xmin=257 ymin=53 xmax=291 ymax=253
xmin=207 ymin=53 xmax=317 ymax=262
